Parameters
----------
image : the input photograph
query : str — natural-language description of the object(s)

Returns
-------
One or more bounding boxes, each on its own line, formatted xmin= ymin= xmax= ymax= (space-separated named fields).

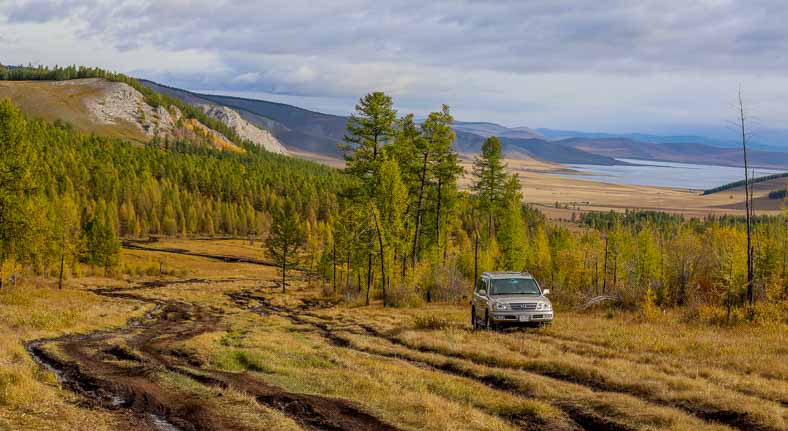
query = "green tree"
xmin=84 ymin=201 xmax=120 ymax=274
xmin=54 ymin=193 xmax=81 ymax=288
xmin=0 ymin=99 xmax=37 ymax=287
xmin=422 ymin=105 xmax=461 ymax=258
xmin=266 ymin=200 xmax=306 ymax=293
xmin=471 ymin=136 xmax=508 ymax=240
xmin=497 ymin=175 xmax=526 ymax=271
xmin=340 ymin=92 xmax=397 ymax=190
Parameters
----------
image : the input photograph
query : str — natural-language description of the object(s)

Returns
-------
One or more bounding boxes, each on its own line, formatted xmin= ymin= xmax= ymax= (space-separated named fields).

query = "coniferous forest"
xmin=1 ymin=65 xmax=786 ymax=324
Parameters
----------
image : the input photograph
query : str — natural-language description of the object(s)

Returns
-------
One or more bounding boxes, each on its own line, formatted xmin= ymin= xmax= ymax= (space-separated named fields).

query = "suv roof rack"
xmin=481 ymin=271 xmax=532 ymax=278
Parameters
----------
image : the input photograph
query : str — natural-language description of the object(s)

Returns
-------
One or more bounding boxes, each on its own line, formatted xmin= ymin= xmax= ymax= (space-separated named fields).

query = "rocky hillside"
xmin=0 ymin=78 xmax=241 ymax=152
xmin=199 ymin=104 xmax=288 ymax=154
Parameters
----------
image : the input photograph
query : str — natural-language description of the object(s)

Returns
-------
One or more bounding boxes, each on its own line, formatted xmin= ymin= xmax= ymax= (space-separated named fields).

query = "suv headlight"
xmin=537 ymin=301 xmax=550 ymax=311
xmin=544 ymin=302 xmax=552 ymax=311
xmin=493 ymin=302 xmax=510 ymax=311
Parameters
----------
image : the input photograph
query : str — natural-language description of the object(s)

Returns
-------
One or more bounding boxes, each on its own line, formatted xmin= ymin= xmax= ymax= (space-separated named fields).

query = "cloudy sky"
xmin=2 ymin=0 xmax=788 ymax=134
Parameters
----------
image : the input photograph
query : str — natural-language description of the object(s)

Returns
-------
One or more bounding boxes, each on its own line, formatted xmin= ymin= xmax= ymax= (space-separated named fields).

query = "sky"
xmin=2 ymin=0 xmax=788 ymax=135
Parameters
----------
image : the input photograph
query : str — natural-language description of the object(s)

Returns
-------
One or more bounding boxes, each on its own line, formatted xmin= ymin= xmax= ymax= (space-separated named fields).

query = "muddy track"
xmin=336 ymin=318 xmax=779 ymax=431
xmin=229 ymin=289 xmax=785 ymax=431
xmin=122 ymin=241 xmax=277 ymax=267
xmin=228 ymin=290 xmax=604 ymax=431
xmin=26 ymin=280 xmax=401 ymax=431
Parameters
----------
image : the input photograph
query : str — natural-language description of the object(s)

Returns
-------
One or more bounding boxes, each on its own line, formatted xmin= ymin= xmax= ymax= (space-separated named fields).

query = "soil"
xmin=26 ymin=280 xmax=400 ymax=431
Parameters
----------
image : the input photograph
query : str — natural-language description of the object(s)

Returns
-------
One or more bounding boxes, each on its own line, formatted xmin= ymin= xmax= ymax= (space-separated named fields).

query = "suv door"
xmin=472 ymin=277 xmax=489 ymax=323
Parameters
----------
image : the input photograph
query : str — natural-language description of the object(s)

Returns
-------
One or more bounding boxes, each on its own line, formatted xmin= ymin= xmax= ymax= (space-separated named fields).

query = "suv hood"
xmin=490 ymin=295 xmax=549 ymax=303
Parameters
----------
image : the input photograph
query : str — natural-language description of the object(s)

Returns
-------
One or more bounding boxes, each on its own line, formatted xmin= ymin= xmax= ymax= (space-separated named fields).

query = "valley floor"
xmin=1 ymin=239 xmax=786 ymax=430
xmin=297 ymin=150 xmax=784 ymax=220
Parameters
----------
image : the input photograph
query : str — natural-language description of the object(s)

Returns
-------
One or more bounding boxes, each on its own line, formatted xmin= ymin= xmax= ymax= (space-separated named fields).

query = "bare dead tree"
xmin=737 ymin=86 xmax=755 ymax=306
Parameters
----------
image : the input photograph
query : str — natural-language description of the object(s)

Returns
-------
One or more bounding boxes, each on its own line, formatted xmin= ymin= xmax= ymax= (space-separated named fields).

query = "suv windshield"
xmin=490 ymin=278 xmax=541 ymax=296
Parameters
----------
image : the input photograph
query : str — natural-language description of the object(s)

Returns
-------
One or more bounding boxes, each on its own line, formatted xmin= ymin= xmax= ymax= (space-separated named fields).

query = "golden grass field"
xmin=0 ymin=239 xmax=785 ymax=430
xmin=0 ymin=80 xmax=149 ymax=143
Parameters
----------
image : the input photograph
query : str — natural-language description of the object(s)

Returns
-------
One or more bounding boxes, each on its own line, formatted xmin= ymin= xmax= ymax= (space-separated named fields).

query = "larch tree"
xmin=0 ymin=98 xmax=37 ymax=288
xmin=421 ymin=105 xmax=461 ymax=259
xmin=471 ymin=136 xmax=508 ymax=241
xmin=266 ymin=200 xmax=306 ymax=293
xmin=55 ymin=192 xmax=81 ymax=288
xmin=736 ymin=86 xmax=756 ymax=306
xmin=340 ymin=92 xmax=397 ymax=190
xmin=497 ymin=174 xmax=526 ymax=271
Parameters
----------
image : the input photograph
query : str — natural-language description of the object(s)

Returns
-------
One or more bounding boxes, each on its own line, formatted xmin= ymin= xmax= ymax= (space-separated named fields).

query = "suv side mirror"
xmin=542 ymin=289 xmax=550 ymax=295
xmin=478 ymin=289 xmax=487 ymax=297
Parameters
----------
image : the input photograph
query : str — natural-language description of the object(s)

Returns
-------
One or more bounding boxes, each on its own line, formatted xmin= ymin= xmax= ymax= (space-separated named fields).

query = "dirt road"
xmin=26 ymin=279 xmax=400 ymax=431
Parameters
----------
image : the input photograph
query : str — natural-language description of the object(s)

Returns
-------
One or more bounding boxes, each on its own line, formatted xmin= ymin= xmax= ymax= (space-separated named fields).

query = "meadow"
xmin=0 ymin=239 xmax=785 ymax=430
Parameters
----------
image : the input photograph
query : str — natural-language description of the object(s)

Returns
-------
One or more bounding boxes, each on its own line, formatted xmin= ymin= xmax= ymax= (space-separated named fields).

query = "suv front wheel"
xmin=485 ymin=311 xmax=497 ymax=331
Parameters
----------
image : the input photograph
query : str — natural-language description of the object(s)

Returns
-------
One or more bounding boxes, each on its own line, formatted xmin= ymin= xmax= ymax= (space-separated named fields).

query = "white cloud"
xmin=2 ymin=0 xmax=788 ymax=133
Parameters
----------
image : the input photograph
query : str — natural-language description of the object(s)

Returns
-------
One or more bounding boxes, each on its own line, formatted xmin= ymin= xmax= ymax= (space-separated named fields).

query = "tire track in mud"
xmin=228 ymin=290 xmax=619 ymax=431
xmin=331 ymin=315 xmax=782 ymax=431
xmin=228 ymin=289 xmax=783 ymax=431
xmin=26 ymin=279 xmax=401 ymax=431
xmin=522 ymin=331 xmax=788 ymax=408
xmin=122 ymin=241 xmax=278 ymax=267
xmin=353 ymin=323 xmax=780 ymax=431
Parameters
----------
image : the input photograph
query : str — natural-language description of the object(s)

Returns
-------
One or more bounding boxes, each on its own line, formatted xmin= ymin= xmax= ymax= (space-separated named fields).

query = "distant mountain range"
xmin=142 ymin=80 xmax=788 ymax=169
xmin=538 ymin=127 xmax=788 ymax=152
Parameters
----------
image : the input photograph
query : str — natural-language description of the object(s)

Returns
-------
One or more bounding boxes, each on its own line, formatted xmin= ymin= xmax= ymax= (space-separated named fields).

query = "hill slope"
xmin=144 ymin=81 xmax=624 ymax=165
xmin=141 ymin=80 xmax=345 ymax=156
xmin=0 ymin=78 xmax=242 ymax=152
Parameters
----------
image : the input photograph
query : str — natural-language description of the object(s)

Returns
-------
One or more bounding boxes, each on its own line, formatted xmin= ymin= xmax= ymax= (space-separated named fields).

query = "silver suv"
xmin=471 ymin=272 xmax=553 ymax=330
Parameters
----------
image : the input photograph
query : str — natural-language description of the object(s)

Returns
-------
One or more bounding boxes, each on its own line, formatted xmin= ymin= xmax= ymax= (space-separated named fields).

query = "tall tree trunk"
xmin=366 ymin=252 xmax=372 ymax=305
xmin=412 ymin=153 xmax=429 ymax=267
xmin=436 ymin=177 xmax=442 ymax=257
xmin=473 ymin=231 xmax=479 ymax=289
xmin=58 ymin=252 xmax=65 ymax=290
xmin=332 ymin=240 xmax=336 ymax=294
xmin=602 ymin=236 xmax=609 ymax=293
xmin=282 ymin=243 xmax=287 ymax=293
xmin=346 ymin=250 xmax=351 ymax=289
xmin=739 ymin=87 xmax=755 ymax=306
xmin=372 ymin=209 xmax=387 ymax=307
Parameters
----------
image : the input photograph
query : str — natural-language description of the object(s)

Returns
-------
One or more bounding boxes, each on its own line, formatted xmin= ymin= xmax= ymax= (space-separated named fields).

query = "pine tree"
xmin=84 ymin=201 xmax=120 ymax=274
xmin=55 ymin=193 xmax=81 ymax=288
xmin=0 ymin=99 xmax=37 ymax=288
xmin=340 ymin=92 xmax=397 ymax=191
xmin=266 ymin=200 xmax=305 ymax=293
xmin=497 ymin=175 xmax=526 ymax=271
xmin=422 ymin=105 xmax=461 ymax=258
xmin=471 ymin=136 xmax=508 ymax=240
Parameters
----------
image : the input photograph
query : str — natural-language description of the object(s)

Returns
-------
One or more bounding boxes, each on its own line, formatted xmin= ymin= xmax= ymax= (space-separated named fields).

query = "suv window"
xmin=475 ymin=278 xmax=487 ymax=293
xmin=490 ymin=278 xmax=541 ymax=296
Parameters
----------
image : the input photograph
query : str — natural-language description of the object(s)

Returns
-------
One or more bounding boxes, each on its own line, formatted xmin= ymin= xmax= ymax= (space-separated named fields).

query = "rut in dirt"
xmin=229 ymin=289 xmax=781 ymax=431
xmin=26 ymin=279 xmax=401 ymax=431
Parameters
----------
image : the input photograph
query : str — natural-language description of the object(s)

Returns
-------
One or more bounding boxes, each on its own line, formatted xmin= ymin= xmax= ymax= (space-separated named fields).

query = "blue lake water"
xmin=554 ymin=158 xmax=785 ymax=190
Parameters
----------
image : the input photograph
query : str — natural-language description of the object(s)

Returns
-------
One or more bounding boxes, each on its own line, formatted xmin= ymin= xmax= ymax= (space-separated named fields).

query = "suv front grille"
xmin=510 ymin=303 xmax=537 ymax=310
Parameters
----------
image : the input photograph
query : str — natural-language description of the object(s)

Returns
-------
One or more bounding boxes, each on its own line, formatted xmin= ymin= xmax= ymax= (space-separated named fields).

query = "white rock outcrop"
xmin=70 ymin=78 xmax=177 ymax=137
xmin=199 ymin=104 xmax=288 ymax=155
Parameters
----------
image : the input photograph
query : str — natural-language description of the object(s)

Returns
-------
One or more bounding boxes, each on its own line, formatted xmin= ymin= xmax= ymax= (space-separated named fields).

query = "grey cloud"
xmin=3 ymin=0 xmax=788 ymax=131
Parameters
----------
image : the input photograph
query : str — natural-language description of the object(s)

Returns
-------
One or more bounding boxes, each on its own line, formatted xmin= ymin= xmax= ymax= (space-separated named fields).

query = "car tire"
xmin=485 ymin=311 xmax=496 ymax=331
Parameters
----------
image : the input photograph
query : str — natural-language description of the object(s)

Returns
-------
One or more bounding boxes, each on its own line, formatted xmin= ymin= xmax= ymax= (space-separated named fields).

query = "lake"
xmin=554 ymin=158 xmax=785 ymax=190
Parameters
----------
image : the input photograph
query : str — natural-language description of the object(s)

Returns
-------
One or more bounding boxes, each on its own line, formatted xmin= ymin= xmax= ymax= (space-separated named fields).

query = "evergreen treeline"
xmin=703 ymin=171 xmax=788 ymax=195
xmin=0 ymin=97 xmax=348 ymax=283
